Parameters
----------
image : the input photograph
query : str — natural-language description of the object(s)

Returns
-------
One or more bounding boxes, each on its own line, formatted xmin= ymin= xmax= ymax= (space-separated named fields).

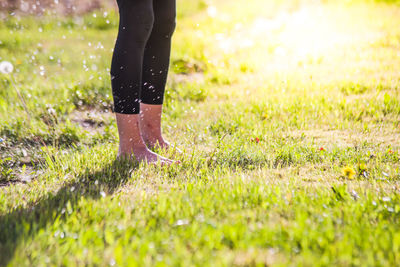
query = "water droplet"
xmin=174 ymin=219 xmax=189 ymax=226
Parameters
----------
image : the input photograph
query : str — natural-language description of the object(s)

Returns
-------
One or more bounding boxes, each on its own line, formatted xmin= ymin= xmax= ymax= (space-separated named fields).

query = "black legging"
xmin=110 ymin=0 xmax=176 ymax=114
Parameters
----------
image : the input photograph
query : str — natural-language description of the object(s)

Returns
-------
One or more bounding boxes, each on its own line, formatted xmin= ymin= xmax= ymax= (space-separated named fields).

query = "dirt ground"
xmin=0 ymin=0 xmax=116 ymax=15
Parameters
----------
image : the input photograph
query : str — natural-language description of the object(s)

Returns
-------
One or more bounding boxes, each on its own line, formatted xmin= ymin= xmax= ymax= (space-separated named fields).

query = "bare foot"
xmin=143 ymin=137 xmax=183 ymax=154
xmin=117 ymin=146 xmax=178 ymax=166
xmin=115 ymin=112 xmax=177 ymax=166
xmin=139 ymin=103 xmax=183 ymax=154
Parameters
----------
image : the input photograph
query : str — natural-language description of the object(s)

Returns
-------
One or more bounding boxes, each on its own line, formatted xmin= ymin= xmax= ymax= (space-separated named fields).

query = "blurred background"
xmin=1 ymin=0 xmax=399 ymax=15
xmin=0 ymin=0 xmax=399 ymax=183
xmin=0 ymin=0 xmax=117 ymax=15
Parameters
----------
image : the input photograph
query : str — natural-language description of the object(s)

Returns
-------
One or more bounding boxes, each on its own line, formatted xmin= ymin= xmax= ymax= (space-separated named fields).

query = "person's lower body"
xmin=110 ymin=0 xmax=179 ymax=164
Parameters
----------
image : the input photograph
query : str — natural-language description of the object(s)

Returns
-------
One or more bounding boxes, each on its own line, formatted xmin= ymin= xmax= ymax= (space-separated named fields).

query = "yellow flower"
xmin=342 ymin=166 xmax=356 ymax=179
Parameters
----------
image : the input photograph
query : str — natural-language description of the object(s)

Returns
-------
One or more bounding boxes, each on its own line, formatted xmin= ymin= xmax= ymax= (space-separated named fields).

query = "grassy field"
xmin=0 ymin=0 xmax=400 ymax=265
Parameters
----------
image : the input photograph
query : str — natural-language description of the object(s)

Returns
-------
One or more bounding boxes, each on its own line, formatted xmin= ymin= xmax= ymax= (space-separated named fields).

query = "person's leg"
xmin=110 ymin=0 xmax=174 ymax=163
xmin=111 ymin=0 xmax=154 ymax=114
xmin=115 ymin=113 xmax=173 ymax=163
xmin=139 ymin=0 xmax=178 ymax=150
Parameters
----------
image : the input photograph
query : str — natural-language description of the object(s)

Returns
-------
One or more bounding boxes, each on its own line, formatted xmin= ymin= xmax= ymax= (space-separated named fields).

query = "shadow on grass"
xmin=0 ymin=158 xmax=138 ymax=265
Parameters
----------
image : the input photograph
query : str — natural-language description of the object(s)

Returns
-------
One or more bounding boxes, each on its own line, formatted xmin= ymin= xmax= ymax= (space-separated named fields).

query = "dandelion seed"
xmin=100 ymin=191 xmax=106 ymax=198
xmin=342 ymin=166 xmax=356 ymax=179
xmin=0 ymin=61 xmax=14 ymax=74
xmin=382 ymin=196 xmax=391 ymax=202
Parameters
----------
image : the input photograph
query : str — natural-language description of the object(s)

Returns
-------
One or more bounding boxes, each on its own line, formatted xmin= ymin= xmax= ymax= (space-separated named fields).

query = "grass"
xmin=0 ymin=0 xmax=400 ymax=265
